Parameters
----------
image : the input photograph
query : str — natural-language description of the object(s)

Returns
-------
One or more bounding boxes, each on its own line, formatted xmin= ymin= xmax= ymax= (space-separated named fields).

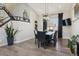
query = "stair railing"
xmin=0 ymin=6 xmax=30 ymax=27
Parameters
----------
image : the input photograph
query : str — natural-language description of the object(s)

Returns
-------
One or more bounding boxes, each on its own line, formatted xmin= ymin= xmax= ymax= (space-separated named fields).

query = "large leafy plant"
xmin=68 ymin=35 xmax=77 ymax=55
xmin=5 ymin=24 xmax=18 ymax=38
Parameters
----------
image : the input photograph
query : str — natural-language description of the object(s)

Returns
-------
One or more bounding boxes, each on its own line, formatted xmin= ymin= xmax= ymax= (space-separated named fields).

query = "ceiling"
xmin=28 ymin=3 xmax=75 ymax=16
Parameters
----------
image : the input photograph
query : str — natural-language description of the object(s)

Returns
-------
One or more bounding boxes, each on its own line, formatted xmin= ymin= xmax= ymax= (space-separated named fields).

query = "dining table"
xmin=45 ymin=31 xmax=55 ymax=43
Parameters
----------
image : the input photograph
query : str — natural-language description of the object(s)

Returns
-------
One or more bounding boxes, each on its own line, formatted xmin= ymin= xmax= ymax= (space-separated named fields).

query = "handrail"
xmin=0 ymin=19 xmax=10 ymax=27
xmin=0 ymin=17 xmax=10 ymax=27
xmin=0 ymin=17 xmax=9 ymax=22
xmin=1 ymin=6 xmax=15 ymax=20
xmin=12 ymin=16 xmax=30 ymax=22
xmin=0 ymin=6 xmax=15 ymax=27
xmin=0 ymin=15 xmax=30 ymax=27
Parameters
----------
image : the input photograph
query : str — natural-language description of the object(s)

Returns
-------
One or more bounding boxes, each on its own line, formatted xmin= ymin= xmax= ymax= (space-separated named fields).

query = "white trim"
xmin=14 ymin=37 xmax=34 ymax=44
xmin=0 ymin=37 xmax=34 ymax=47
xmin=0 ymin=43 xmax=7 ymax=47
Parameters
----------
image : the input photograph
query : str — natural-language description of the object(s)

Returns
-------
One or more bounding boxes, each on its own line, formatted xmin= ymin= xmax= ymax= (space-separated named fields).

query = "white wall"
xmin=72 ymin=20 xmax=79 ymax=35
xmin=0 ymin=3 xmax=39 ymax=46
xmin=37 ymin=16 xmax=43 ymax=31
xmin=71 ymin=6 xmax=79 ymax=35
xmin=63 ymin=10 xmax=72 ymax=39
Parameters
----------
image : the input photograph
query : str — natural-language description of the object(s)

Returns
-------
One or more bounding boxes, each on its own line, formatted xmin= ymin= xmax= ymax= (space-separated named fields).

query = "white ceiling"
xmin=28 ymin=3 xmax=75 ymax=16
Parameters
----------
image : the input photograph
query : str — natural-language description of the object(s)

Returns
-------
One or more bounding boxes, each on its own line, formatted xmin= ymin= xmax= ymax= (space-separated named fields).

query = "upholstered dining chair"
xmin=51 ymin=31 xmax=57 ymax=47
xmin=37 ymin=31 xmax=47 ymax=48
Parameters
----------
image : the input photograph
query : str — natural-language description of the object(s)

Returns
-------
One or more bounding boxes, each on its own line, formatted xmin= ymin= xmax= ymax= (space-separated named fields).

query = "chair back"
xmin=53 ymin=31 xmax=57 ymax=42
xmin=37 ymin=31 xmax=46 ymax=42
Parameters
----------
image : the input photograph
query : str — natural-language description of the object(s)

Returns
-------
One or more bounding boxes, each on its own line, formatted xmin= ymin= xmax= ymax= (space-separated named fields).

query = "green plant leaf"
xmin=68 ymin=35 xmax=77 ymax=54
xmin=5 ymin=24 xmax=18 ymax=39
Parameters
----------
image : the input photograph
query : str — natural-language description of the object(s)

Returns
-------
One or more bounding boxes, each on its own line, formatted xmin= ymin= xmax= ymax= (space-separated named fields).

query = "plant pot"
xmin=71 ymin=49 xmax=75 ymax=54
xmin=7 ymin=37 xmax=14 ymax=46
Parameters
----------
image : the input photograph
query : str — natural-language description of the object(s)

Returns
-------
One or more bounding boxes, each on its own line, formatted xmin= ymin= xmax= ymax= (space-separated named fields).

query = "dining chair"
xmin=37 ymin=31 xmax=47 ymax=48
xmin=51 ymin=31 xmax=57 ymax=47
xmin=53 ymin=31 xmax=57 ymax=46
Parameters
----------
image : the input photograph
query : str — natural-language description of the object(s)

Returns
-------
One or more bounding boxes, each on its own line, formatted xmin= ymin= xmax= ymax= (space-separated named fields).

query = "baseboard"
xmin=14 ymin=37 xmax=34 ymax=44
xmin=0 ymin=37 xmax=34 ymax=47
xmin=0 ymin=43 xmax=7 ymax=47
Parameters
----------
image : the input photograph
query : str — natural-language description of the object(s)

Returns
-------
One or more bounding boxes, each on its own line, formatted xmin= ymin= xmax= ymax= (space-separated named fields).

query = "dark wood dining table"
xmin=45 ymin=31 xmax=55 ymax=43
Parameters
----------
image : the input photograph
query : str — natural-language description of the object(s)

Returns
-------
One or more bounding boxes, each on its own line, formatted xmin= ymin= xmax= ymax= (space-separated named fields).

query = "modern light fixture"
xmin=43 ymin=3 xmax=49 ymax=20
xmin=43 ymin=14 xmax=49 ymax=20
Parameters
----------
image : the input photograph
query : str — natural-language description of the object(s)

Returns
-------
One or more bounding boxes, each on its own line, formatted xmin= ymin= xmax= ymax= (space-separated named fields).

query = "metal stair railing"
xmin=0 ymin=6 xmax=30 ymax=27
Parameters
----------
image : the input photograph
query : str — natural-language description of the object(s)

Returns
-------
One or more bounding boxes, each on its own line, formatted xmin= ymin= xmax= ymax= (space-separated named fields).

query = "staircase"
xmin=2 ymin=6 xmax=15 ymax=20
xmin=0 ymin=5 xmax=30 ymax=27
xmin=0 ymin=6 xmax=15 ymax=27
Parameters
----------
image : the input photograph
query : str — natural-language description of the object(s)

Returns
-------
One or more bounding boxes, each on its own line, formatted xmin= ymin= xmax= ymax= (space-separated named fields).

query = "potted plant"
xmin=68 ymin=35 xmax=77 ymax=55
xmin=5 ymin=24 xmax=18 ymax=46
